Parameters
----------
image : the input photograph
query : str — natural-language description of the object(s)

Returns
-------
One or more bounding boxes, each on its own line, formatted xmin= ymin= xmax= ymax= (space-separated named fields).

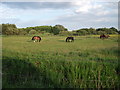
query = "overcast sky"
xmin=0 ymin=0 xmax=119 ymax=30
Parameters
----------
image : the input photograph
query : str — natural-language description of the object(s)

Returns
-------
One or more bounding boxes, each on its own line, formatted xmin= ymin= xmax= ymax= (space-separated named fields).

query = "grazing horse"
xmin=66 ymin=37 xmax=74 ymax=42
xmin=32 ymin=36 xmax=41 ymax=42
xmin=100 ymin=34 xmax=110 ymax=39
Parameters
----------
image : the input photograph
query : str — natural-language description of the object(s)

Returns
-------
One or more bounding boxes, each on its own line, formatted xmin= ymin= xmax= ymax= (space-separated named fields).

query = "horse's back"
xmin=32 ymin=36 xmax=41 ymax=42
xmin=67 ymin=37 xmax=74 ymax=39
xmin=66 ymin=37 xmax=74 ymax=42
xmin=100 ymin=34 xmax=110 ymax=39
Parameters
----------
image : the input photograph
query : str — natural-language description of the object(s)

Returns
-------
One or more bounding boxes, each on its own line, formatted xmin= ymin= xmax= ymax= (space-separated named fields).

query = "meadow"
xmin=2 ymin=35 xmax=120 ymax=88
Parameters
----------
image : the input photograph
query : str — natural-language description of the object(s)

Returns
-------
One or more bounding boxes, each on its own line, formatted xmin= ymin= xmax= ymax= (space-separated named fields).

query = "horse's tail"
xmin=39 ymin=37 xmax=41 ymax=42
xmin=66 ymin=38 xmax=68 ymax=42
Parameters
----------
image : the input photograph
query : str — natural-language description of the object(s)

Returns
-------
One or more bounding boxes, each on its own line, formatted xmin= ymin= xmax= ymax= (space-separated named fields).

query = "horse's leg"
xmin=68 ymin=39 xmax=70 ymax=42
xmin=72 ymin=39 xmax=74 ymax=42
xmin=67 ymin=39 xmax=69 ymax=42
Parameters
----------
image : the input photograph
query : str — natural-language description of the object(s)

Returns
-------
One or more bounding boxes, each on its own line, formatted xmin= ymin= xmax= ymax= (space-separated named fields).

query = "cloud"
xmin=52 ymin=2 xmax=118 ymax=30
xmin=0 ymin=1 xmax=118 ymax=30
xmin=1 ymin=0 xmax=119 ymax=2
xmin=1 ymin=2 xmax=73 ymax=10
xmin=73 ymin=1 xmax=94 ymax=13
xmin=0 ymin=3 xmax=20 ymax=20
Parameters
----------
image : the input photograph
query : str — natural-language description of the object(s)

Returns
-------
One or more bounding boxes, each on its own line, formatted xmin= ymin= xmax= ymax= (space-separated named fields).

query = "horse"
xmin=66 ymin=37 xmax=74 ymax=42
xmin=32 ymin=36 xmax=41 ymax=42
xmin=100 ymin=34 xmax=110 ymax=39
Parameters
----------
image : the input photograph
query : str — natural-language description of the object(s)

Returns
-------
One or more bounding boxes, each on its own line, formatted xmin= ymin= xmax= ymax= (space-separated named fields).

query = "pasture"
xmin=2 ymin=35 xmax=120 ymax=88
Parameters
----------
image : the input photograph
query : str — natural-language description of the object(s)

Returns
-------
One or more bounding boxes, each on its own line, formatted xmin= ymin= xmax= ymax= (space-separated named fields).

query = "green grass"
xmin=2 ymin=35 xmax=120 ymax=88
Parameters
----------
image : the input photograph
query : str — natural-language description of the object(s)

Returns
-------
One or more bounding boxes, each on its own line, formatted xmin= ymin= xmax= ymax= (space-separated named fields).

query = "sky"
xmin=0 ymin=0 xmax=119 ymax=31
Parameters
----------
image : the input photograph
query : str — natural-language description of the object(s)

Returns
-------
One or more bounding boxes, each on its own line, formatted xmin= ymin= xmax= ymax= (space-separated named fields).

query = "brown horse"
xmin=32 ymin=36 xmax=41 ymax=42
xmin=100 ymin=34 xmax=110 ymax=39
xmin=66 ymin=37 xmax=74 ymax=42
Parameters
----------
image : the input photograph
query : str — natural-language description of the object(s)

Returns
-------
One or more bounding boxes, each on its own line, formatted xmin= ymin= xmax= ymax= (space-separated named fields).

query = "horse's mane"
xmin=32 ymin=36 xmax=41 ymax=40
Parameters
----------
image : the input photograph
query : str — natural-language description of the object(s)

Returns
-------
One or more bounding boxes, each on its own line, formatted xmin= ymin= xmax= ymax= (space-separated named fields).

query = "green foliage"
xmin=54 ymin=25 xmax=68 ymax=31
xmin=18 ymin=28 xmax=27 ymax=35
xmin=0 ymin=24 xmax=2 ymax=34
xmin=2 ymin=35 xmax=119 ymax=88
xmin=29 ymin=30 xmax=38 ymax=35
xmin=35 ymin=26 xmax=53 ymax=33
xmin=118 ymin=31 xmax=120 ymax=34
xmin=76 ymin=29 xmax=88 ymax=35
xmin=75 ymin=27 xmax=118 ymax=36
xmin=89 ymin=28 xmax=97 ymax=35
xmin=96 ymin=27 xmax=118 ymax=34
xmin=59 ymin=31 xmax=73 ymax=36
xmin=52 ymin=25 xmax=61 ymax=35
xmin=97 ymin=31 xmax=105 ymax=35
xmin=2 ymin=23 xmax=18 ymax=35
xmin=76 ymin=28 xmax=97 ymax=35
xmin=2 ymin=23 xmax=118 ymax=36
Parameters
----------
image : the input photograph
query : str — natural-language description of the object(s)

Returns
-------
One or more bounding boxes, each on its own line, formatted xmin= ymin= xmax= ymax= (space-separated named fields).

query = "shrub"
xmin=29 ymin=30 xmax=38 ymax=35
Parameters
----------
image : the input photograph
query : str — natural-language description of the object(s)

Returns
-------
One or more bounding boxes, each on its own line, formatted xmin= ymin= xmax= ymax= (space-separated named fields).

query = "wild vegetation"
xmin=2 ymin=35 xmax=120 ymax=88
xmin=1 ymin=23 xmax=119 ymax=36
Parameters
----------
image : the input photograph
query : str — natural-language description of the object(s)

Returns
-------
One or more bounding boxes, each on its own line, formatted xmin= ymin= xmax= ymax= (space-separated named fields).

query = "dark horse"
xmin=32 ymin=36 xmax=41 ymax=42
xmin=66 ymin=37 xmax=74 ymax=42
xmin=100 ymin=34 xmax=110 ymax=39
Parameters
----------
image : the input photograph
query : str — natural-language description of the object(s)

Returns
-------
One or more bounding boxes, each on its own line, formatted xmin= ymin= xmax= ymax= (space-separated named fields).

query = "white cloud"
xmin=1 ymin=0 xmax=119 ymax=2
xmin=0 ymin=3 xmax=22 ymax=20
xmin=0 ymin=1 xmax=118 ymax=30
xmin=72 ymin=1 xmax=93 ymax=13
xmin=96 ymin=11 xmax=109 ymax=16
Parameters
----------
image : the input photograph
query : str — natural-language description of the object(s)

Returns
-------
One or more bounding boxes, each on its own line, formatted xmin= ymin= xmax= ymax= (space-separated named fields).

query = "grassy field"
xmin=2 ymin=35 xmax=120 ymax=88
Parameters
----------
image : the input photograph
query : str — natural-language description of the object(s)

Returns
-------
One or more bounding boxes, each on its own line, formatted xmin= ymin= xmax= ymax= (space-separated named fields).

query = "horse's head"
xmin=32 ymin=36 xmax=36 ymax=40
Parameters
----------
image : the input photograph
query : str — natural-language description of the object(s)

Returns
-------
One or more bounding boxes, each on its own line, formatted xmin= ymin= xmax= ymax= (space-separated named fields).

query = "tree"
xmin=118 ymin=31 xmax=120 ymax=34
xmin=76 ymin=29 xmax=88 ymax=35
xmin=89 ymin=28 xmax=97 ymax=35
xmin=110 ymin=27 xmax=118 ymax=32
xmin=0 ymin=24 xmax=2 ymax=34
xmin=35 ymin=26 xmax=53 ymax=33
xmin=97 ymin=31 xmax=105 ymax=35
xmin=54 ymin=25 xmax=68 ymax=31
xmin=18 ymin=29 xmax=27 ymax=35
xmin=29 ymin=30 xmax=37 ymax=35
xmin=52 ymin=25 xmax=61 ymax=35
xmin=96 ymin=27 xmax=118 ymax=34
xmin=109 ymin=27 xmax=118 ymax=34
xmin=59 ymin=31 xmax=73 ymax=36
xmin=2 ymin=23 xmax=19 ymax=35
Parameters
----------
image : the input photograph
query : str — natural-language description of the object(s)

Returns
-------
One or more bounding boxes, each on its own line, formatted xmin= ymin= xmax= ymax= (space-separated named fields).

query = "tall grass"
xmin=2 ymin=35 xmax=120 ymax=88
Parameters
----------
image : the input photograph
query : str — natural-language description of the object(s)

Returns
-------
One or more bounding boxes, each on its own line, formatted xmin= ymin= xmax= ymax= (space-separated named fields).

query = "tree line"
xmin=1 ymin=23 xmax=119 ymax=35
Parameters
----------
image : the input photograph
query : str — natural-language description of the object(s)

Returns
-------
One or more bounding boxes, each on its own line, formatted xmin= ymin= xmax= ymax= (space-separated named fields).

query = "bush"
xmin=29 ymin=30 xmax=38 ymax=35
xmin=59 ymin=31 xmax=73 ymax=36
